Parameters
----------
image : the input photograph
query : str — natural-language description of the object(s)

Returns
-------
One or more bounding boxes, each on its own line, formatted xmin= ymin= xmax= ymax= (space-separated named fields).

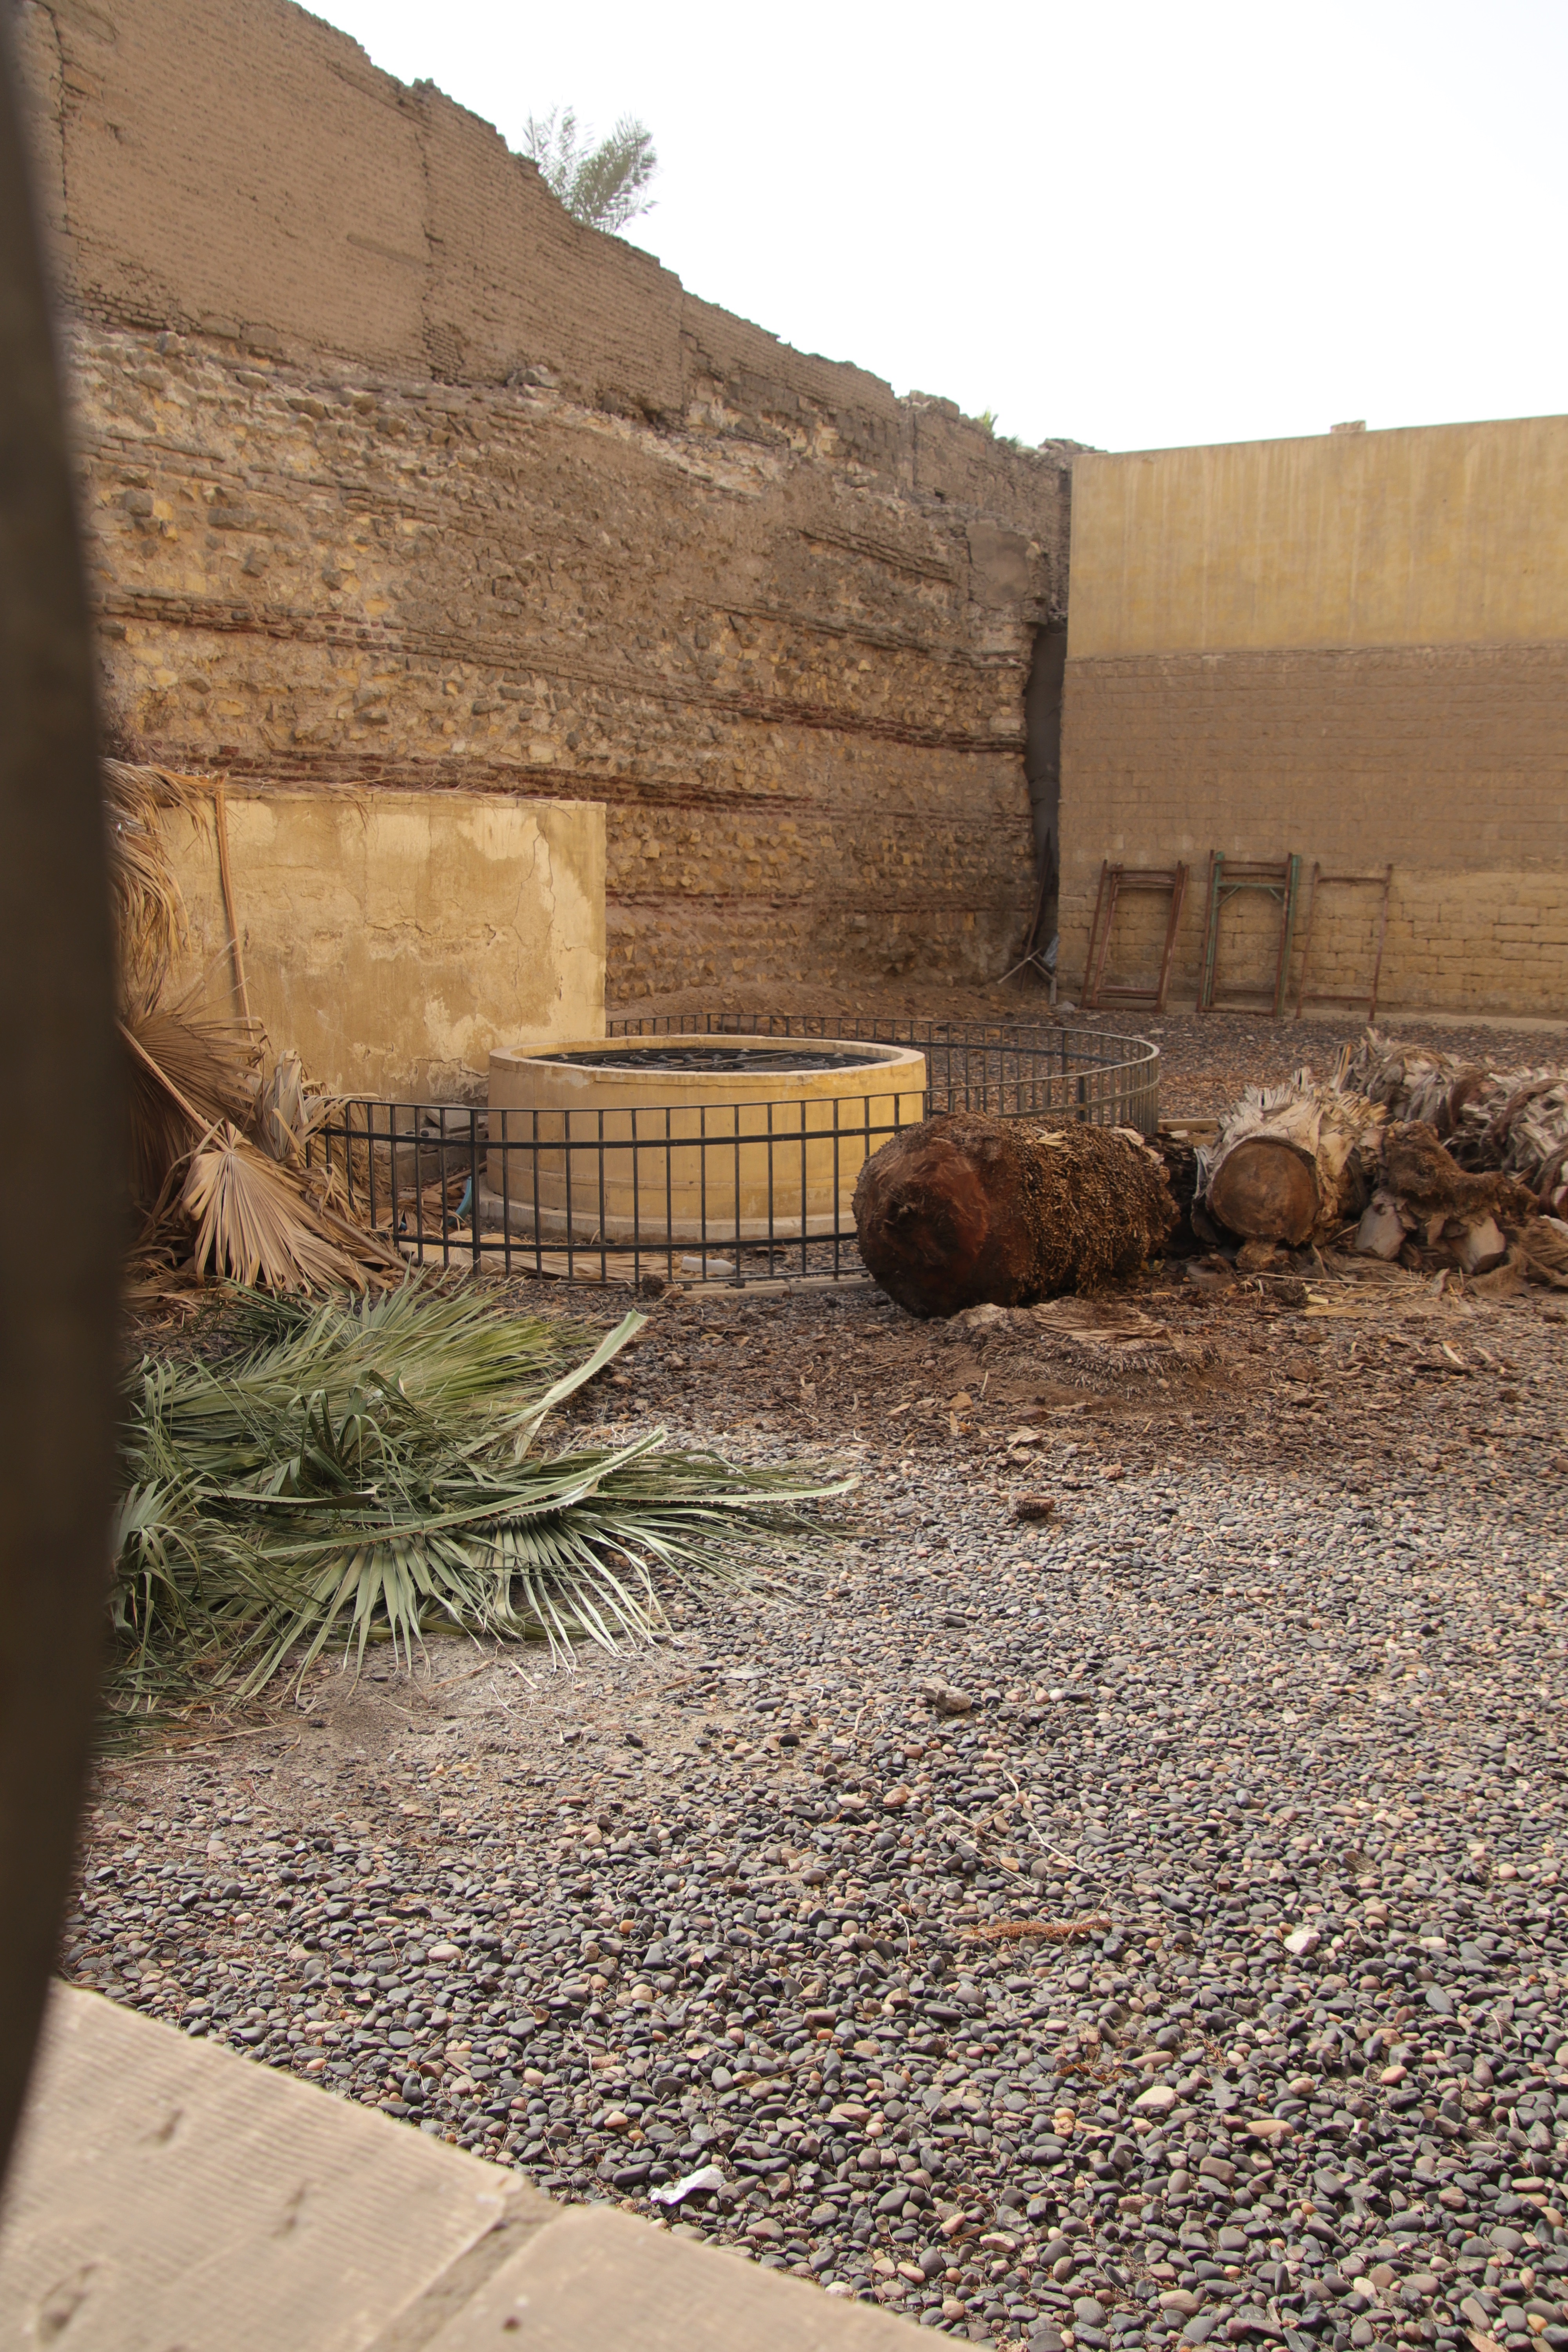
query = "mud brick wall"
xmin=14 ymin=0 xmax=1073 ymax=1008
xmin=1060 ymin=430 xmax=1568 ymax=1020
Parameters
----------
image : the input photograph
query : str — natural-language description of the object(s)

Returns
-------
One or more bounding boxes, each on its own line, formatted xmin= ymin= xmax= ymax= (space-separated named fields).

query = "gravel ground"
xmin=1085 ymin=1011 xmax=1567 ymax=1124
xmin=67 ymin=1242 xmax=1568 ymax=2350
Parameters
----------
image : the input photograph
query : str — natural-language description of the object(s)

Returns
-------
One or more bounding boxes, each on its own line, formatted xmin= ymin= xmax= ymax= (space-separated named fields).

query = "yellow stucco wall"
xmin=1058 ymin=416 xmax=1568 ymax=1017
xmin=164 ymin=788 xmax=604 ymax=1100
xmin=1069 ymin=416 xmax=1568 ymax=657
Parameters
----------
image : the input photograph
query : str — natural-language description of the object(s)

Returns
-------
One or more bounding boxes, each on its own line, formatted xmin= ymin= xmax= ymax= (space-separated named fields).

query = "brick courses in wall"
xmin=15 ymin=0 xmax=1074 ymax=1005
xmin=1060 ymin=643 xmax=1568 ymax=1017
xmin=1059 ymin=431 xmax=1568 ymax=1020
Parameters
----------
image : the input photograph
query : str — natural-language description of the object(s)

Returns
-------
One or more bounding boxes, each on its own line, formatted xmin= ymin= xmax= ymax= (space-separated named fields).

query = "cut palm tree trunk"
xmin=1198 ymin=1079 xmax=1385 ymax=1245
xmin=852 ymin=1111 xmax=1177 ymax=1319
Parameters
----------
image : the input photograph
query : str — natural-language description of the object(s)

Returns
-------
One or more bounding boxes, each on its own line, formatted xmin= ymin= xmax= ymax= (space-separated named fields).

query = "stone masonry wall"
xmin=14 ymin=0 xmax=1072 ymax=1005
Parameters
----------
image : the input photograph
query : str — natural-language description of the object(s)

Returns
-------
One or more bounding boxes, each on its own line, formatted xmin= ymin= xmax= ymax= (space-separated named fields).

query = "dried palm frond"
xmin=964 ymin=1917 xmax=1112 ymax=1944
xmin=1334 ymin=1032 xmax=1472 ymax=1130
xmin=113 ymin=1285 xmax=847 ymax=1704
xmin=1336 ymin=1029 xmax=1568 ymax=1207
xmin=257 ymin=1049 xmax=333 ymax=1166
xmin=181 ymin=1123 xmax=403 ymax=1293
xmin=103 ymin=763 xmax=428 ymax=1290
xmin=103 ymin=760 xmax=213 ymax=997
xmin=122 ymin=994 xmax=262 ymax=1209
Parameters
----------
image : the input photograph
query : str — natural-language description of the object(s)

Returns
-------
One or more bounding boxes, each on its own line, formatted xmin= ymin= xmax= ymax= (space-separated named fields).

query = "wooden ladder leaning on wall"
xmin=1081 ymin=860 xmax=1189 ymax=1014
xmin=1292 ymin=862 xmax=1394 ymax=1023
xmin=1196 ymin=852 xmax=1303 ymax=1019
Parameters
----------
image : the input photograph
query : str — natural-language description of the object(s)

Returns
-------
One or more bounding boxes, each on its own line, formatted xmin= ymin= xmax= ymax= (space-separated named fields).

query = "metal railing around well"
xmin=307 ymin=1017 xmax=1160 ymax=1290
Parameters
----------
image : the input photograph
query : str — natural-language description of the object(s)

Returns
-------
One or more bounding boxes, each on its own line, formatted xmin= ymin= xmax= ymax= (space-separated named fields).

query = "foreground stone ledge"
xmin=0 ymin=1986 xmax=918 ymax=2350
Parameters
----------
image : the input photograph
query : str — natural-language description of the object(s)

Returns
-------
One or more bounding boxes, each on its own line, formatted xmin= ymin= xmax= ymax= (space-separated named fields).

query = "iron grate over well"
xmin=536 ymin=1043 xmax=877 ymax=1075
xmin=308 ymin=1015 xmax=1160 ymax=1291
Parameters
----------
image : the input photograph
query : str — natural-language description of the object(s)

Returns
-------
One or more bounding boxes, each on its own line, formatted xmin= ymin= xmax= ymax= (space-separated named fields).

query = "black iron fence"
xmin=606 ymin=1012 xmax=1160 ymax=1130
xmin=307 ymin=1017 xmax=1159 ymax=1290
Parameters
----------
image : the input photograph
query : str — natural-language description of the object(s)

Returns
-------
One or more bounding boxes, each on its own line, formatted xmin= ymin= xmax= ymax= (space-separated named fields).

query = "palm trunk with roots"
xmin=853 ymin=1111 xmax=1177 ymax=1318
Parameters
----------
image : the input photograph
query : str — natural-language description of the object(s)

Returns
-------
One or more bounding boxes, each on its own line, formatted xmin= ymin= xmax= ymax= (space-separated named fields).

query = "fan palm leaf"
xmin=181 ymin=1124 xmax=405 ymax=1292
xmin=123 ymin=995 xmax=261 ymax=1209
xmin=113 ymin=1283 xmax=846 ymax=1707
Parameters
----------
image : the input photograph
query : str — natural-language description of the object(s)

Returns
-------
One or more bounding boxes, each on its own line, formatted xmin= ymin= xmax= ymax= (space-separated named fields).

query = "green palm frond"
xmin=112 ymin=1279 xmax=846 ymax=1709
xmin=522 ymin=106 xmax=658 ymax=234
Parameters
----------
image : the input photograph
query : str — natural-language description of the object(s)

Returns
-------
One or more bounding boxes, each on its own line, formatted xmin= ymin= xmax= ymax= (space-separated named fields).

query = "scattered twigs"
xmin=963 ymin=1916 xmax=1113 ymax=1944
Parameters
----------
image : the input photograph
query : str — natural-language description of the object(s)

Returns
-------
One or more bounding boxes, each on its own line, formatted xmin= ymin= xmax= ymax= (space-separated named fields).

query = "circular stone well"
xmin=486 ymin=1034 xmax=927 ymax=1244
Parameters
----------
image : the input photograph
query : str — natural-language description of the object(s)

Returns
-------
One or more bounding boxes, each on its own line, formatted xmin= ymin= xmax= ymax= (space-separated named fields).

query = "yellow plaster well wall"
xmin=165 ymin=788 xmax=604 ymax=1099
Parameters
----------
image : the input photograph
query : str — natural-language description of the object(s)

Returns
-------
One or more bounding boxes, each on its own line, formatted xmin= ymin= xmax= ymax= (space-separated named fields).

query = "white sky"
xmin=310 ymin=0 xmax=1568 ymax=454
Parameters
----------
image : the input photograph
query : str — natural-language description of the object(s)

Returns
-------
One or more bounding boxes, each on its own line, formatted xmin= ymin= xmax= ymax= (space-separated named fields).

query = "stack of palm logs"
xmin=1195 ymin=1034 xmax=1568 ymax=1290
xmin=851 ymin=1031 xmax=1568 ymax=1316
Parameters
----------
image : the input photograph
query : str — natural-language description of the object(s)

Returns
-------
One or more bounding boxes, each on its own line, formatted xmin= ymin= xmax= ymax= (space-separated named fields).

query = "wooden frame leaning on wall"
xmin=1081 ymin=860 xmax=1189 ymax=1014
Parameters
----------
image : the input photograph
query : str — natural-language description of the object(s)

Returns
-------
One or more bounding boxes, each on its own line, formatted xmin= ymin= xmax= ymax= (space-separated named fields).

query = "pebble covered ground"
xmin=1064 ymin=1011 xmax=1564 ymax=1124
xmin=65 ymin=1015 xmax=1568 ymax=2349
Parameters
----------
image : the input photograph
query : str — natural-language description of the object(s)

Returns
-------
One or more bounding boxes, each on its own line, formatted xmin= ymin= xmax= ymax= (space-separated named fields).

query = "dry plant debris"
xmin=104 ymin=761 xmax=404 ymax=1293
xmin=1339 ymin=1035 xmax=1568 ymax=1214
xmin=965 ymin=1921 xmax=1115 ymax=1945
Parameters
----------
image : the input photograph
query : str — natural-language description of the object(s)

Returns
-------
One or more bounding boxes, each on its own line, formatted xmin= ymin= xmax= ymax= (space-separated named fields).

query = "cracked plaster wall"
xmin=165 ymin=788 xmax=604 ymax=1100
xmin=13 ymin=0 xmax=1073 ymax=1003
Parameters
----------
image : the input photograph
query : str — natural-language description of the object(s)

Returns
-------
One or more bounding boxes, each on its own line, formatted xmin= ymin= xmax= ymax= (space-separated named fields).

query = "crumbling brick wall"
xmin=14 ymin=0 xmax=1070 ymax=1004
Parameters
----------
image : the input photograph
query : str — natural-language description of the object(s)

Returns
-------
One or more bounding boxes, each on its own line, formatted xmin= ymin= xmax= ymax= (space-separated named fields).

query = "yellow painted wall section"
xmin=1069 ymin=417 xmax=1568 ymax=657
xmin=165 ymin=789 xmax=605 ymax=1100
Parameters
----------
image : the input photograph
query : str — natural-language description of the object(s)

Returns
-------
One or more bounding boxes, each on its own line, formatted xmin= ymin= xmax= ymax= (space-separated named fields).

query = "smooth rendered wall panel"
xmin=1069 ymin=419 xmax=1568 ymax=657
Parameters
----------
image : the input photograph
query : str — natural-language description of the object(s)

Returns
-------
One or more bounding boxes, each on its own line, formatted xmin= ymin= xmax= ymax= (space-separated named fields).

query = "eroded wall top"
xmin=12 ymin=0 xmax=1068 ymax=532
xmin=1069 ymin=419 xmax=1568 ymax=658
